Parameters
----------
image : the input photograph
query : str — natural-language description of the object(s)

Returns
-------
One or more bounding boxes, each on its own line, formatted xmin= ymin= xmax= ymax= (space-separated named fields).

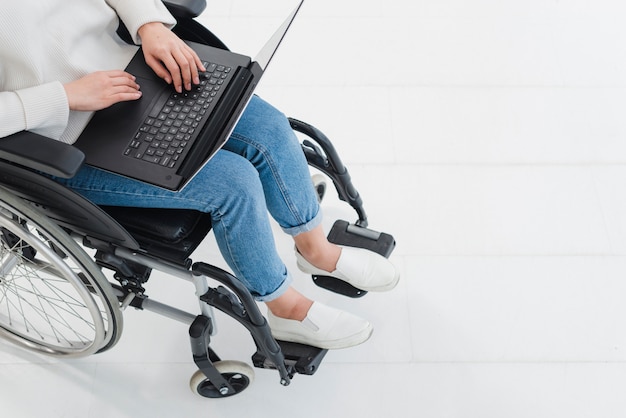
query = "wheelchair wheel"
xmin=189 ymin=360 xmax=255 ymax=398
xmin=0 ymin=191 xmax=122 ymax=357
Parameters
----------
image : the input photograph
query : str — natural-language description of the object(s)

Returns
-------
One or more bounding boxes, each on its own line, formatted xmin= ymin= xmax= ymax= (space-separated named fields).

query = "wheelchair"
xmin=0 ymin=0 xmax=396 ymax=398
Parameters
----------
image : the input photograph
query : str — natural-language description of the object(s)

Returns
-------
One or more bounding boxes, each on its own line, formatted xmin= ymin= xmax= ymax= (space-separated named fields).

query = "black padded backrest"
xmin=117 ymin=0 xmax=228 ymax=50
xmin=172 ymin=18 xmax=229 ymax=50
xmin=163 ymin=0 xmax=207 ymax=18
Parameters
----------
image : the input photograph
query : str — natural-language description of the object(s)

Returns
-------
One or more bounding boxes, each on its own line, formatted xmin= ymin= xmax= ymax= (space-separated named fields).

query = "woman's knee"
xmin=182 ymin=151 xmax=265 ymax=212
xmin=230 ymin=96 xmax=296 ymax=148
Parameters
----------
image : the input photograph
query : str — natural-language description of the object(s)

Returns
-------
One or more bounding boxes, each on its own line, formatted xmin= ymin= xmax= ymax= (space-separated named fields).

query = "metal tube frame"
xmin=112 ymin=247 xmax=216 ymax=332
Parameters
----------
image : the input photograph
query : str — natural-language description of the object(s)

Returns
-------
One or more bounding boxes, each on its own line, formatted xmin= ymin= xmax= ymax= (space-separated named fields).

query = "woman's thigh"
xmin=56 ymin=148 xmax=262 ymax=212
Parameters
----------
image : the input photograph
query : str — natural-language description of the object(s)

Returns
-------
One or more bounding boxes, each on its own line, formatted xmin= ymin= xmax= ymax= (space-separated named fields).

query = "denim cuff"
xmin=254 ymin=271 xmax=293 ymax=302
xmin=280 ymin=208 xmax=323 ymax=237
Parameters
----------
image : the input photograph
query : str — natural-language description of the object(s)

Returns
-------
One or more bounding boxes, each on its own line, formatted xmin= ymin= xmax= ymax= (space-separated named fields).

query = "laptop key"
xmin=142 ymin=155 xmax=161 ymax=164
xmin=148 ymin=92 xmax=170 ymax=119
xmin=125 ymin=59 xmax=230 ymax=166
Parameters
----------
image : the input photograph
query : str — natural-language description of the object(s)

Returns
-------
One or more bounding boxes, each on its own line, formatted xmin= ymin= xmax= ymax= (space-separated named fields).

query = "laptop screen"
xmin=254 ymin=0 xmax=303 ymax=70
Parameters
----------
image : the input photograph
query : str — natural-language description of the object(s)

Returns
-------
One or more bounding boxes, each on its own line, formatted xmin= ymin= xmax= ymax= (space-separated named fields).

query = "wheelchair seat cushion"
xmin=101 ymin=206 xmax=212 ymax=264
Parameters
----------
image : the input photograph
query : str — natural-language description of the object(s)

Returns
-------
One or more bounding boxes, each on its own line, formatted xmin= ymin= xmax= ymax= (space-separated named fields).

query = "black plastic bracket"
xmin=253 ymin=340 xmax=327 ymax=376
xmin=192 ymin=262 xmax=294 ymax=386
xmin=290 ymin=118 xmax=368 ymax=227
xmin=313 ymin=220 xmax=397 ymax=298
xmin=193 ymin=262 xmax=334 ymax=383
xmin=189 ymin=315 xmax=238 ymax=396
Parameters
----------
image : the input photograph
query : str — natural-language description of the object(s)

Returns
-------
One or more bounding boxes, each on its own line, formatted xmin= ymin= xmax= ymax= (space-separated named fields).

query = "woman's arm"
xmin=0 ymin=0 xmax=202 ymax=140
xmin=105 ymin=0 xmax=177 ymax=44
xmin=0 ymin=83 xmax=68 ymax=139
xmin=106 ymin=0 xmax=205 ymax=93
xmin=0 ymin=72 xmax=142 ymax=139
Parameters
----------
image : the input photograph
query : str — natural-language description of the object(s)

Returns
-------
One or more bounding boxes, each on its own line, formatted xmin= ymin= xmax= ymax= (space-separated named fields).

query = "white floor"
xmin=3 ymin=0 xmax=626 ymax=416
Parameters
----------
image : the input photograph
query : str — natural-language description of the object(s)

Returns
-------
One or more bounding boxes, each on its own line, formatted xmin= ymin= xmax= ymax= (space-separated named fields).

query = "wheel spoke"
xmin=1 ymin=280 xmax=95 ymax=346
xmin=0 ymin=194 xmax=121 ymax=357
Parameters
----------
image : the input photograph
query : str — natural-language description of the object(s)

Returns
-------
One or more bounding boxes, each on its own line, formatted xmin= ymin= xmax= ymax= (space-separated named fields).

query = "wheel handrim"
xmin=0 ymin=204 xmax=106 ymax=356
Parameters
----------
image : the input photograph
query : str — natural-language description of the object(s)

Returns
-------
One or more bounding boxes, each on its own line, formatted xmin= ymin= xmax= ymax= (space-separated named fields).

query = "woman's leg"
xmin=293 ymin=224 xmax=341 ymax=272
xmin=223 ymin=96 xmax=323 ymax=237
xmin=224 ymin=96 xmax=400 ymax=291
xmin=224 ymin=96 xmax=340 ymax=269
xmin=56 ymin=155 xmax=374 ymax=349
xmin=265 ymin=287 xmax=313 ymax=321
xmin=57 ymin=96 xmax=389 ymax=348
xmin=56 ymin=149 xmax=292 ymax=301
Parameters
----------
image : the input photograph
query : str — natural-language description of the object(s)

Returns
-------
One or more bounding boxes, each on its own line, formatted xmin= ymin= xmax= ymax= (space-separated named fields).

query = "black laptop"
xmin=75 ymin=1 xmax=302 ymax=191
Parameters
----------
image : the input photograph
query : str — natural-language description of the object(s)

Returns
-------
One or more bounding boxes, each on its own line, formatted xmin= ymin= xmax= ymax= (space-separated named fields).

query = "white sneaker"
xmin=296 ymin=246 xmax=400 ymax=292
xmin=267 ymin=302 xmax=373 ymax=349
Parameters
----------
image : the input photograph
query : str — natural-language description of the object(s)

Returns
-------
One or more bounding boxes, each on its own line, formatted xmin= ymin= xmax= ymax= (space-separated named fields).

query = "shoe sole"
xmin=297 ymin=260 xmax=401 ymax=293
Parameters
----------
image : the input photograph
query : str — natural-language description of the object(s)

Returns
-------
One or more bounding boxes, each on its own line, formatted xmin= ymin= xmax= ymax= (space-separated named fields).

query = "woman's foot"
xmin=296 ymin=246 xmax=400 ymax=292
xmin=267 ymin=301 xmax=373 ymax=349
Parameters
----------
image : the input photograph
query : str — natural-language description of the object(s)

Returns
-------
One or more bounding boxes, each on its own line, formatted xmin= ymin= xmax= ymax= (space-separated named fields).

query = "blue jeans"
xmin=57 ymin=96 xmax=322 ymax=301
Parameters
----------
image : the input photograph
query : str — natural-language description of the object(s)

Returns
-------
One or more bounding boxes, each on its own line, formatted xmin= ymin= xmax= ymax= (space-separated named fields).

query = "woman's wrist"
xmin=137 ymin=21 xmax=166 ymax=42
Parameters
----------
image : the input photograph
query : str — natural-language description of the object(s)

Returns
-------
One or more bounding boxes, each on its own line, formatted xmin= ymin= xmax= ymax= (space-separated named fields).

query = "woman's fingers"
xmin=138 ymin=22 xmax=205 ymax=92
xmin=157 ymin=46 xmax=201 ymax=92
xmin=63 ymin=71 xmax=142 ymax=111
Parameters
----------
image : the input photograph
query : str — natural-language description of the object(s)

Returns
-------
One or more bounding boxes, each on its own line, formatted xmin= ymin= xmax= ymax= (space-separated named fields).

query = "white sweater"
xmin=0 ymin=0 xmax=176 ymax=143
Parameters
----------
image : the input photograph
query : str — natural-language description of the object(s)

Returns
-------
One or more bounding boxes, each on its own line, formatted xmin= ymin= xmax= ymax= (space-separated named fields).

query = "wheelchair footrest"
xmin=313 ymin=220 xmax=397 ymax=298
xmin=252 ymin=340 xmax=328 ymax=376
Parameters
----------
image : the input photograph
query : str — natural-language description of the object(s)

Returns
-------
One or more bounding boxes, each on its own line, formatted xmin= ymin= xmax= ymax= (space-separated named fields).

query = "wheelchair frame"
xmin=0 ymin=0 xmax=395 ymax=398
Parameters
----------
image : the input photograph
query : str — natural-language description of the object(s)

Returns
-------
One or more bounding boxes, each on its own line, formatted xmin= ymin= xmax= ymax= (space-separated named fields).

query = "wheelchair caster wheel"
xmin=311 ymin=174 xmax=327 ymax=203
xmin=190 ymin=360 xmax=255 ymax=398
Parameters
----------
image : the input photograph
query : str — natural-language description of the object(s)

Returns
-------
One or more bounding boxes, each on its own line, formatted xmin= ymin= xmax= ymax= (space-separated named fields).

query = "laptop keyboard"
xmin=124 ymin=61 xmax=232 ymax=169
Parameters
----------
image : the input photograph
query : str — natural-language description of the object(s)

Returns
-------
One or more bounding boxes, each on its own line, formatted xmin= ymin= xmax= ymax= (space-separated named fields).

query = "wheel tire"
xmin=0 ymin=190 xmax=122 ymax=357
xmin=311 ymin=174 xmax=327 ymax=203
xmin=190 ymin=360 xmax=255 ymax=398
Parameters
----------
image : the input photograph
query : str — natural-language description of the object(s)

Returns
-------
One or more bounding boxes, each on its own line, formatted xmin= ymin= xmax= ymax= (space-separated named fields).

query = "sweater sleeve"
xmin=105 ymin=0 xmax=177 ymax=45
xmin=0 ymin=81 xmax=69 ymax=139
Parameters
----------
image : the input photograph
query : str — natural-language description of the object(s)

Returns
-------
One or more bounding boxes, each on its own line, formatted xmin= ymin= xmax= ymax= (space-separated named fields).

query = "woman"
xmin=0 ymin=0 xmax=399 ymax=350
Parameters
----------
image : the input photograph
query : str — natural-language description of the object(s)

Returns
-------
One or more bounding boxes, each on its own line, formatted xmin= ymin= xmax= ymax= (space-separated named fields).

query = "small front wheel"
xmin=311 ymin=174 xmax=327 ymax=203
xmin=190 ymin=360 xmax=255 ymax=398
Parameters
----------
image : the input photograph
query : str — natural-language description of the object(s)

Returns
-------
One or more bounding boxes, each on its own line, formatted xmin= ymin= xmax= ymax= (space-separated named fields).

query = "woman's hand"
xmin=138 ymin=22 xmax=206 ymax=93
xmin=63 ymin=70 xmax=142 ymax=111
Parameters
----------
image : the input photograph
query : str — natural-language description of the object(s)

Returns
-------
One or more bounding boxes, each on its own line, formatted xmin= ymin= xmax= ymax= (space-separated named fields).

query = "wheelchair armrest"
xmin=0 ymin=131 xmax=85 ymax=179
xmin=162 ymin=0 xmax=207 ymax=18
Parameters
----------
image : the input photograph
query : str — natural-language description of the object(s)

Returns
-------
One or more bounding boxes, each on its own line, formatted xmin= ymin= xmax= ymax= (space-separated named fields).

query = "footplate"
xmin=314 ymin=220 xmax=396 ymax=298
xmin=252 ymin=340 xmax=328 ymax=376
